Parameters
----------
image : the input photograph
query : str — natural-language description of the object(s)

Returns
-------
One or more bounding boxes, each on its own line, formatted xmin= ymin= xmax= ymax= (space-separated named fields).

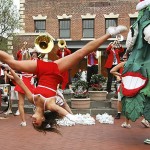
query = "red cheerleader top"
xmin=33 ymin=60 xmax=63 ymax=97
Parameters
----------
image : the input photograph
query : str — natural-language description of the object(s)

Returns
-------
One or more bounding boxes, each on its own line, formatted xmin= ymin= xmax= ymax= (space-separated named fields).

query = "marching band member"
xmin=56 ymin=41 xmax=73 ymax=92
xmin=87 ymin=51 xmax=98 ymax=88
xmin=104 ymin=39 xmax=124 ymax=93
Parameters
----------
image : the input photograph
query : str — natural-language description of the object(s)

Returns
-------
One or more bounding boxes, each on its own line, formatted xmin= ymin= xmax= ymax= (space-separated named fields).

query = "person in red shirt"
xmin=56 ymin=46 xmax=73 ymax=92
xmin=56 ymin=47 xmax=71 ymax=59
xmin=104 ymin=40 xmax=124 ymax=92
xmin=87 ymin=51 xmax=98 ymax=87
xmin=16 ymin=41 xmax=28 ymax=61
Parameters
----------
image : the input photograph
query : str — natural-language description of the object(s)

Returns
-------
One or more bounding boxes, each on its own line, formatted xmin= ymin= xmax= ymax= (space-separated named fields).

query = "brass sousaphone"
xmin=58 ymin=39 xmax=66 ymax=49
xmin=34 ymin=34 xmax=54 ymax=53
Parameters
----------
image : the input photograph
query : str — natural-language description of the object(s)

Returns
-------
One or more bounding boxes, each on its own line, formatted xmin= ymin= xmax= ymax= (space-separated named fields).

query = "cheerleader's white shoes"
xmin=20 ymin=121 xmax=27 ymax=127
xmin=107 ymin=25 xmax=127 ymax=36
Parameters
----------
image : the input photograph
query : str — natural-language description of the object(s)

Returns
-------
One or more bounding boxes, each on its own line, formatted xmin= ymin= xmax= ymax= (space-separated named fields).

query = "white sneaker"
xmin=141 ymin=119 xmax=150 ymax=128
xmin=121 ymin=122 xmax=131 ymax=128
xmin=4 ymin=110 xmax=12 ymax=115
xmin=20 ymin=122 xmax=27 ymax=127
xmin=15 ymin=110 xmax=20 ymax=116
xmin=144 ymin=138 xmax=150 ymax=145
xmin=107 ymin=25 xmax=127 ymax=36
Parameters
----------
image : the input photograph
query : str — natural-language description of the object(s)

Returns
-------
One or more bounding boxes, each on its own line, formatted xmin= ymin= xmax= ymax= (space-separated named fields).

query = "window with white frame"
xmin=33 ymin=14 xmax=47 ymax=33
xmin=82 ymin=19 xmax=94 ymax=38
xmin=59 ymin=19 xmax=70 ymax=38
xmin=105 ymin=18 xmax=118 ymax=33
xmin=34 ymin=20 xmax=46 ymax=33
xmin=128 ymin=12 xmax=138 ymax=26
xmin=130 ymin=18 xmax=137 ymax=26
xmin=104 ymin=13 xmax=119 ymax=36
xmin=81 ymin=13 xmax=96 ymax=39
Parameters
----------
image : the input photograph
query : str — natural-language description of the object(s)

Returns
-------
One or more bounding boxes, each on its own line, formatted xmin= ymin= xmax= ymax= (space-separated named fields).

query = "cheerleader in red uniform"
xmin=15 ymin=43 xmax=36 ymax=127
xmin=0 ymin=25 xmax=127 ymax=133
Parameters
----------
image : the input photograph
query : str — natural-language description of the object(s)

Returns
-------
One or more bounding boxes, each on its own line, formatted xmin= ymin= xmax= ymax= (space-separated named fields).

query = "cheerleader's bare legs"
xmin=18 ymin=92 xmax=26 ymax=126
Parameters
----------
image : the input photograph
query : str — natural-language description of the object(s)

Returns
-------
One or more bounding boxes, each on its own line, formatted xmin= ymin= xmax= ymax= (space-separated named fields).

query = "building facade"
xmin=12 ymin=0 xmax=139 ymax=77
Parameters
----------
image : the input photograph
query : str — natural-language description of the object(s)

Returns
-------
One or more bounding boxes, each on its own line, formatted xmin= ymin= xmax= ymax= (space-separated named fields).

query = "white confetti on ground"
xmin=96 ymin=113 xmax=114 ymax=124
xmin=57 ymin=113 xmax=95 ymax=126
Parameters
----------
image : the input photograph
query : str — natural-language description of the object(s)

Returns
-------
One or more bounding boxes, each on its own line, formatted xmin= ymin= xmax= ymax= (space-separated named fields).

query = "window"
xmin=82 ymin=19 xmax=94 ymax=38
xmin=128 ymin=12 xmax=138 ymax=26
xmin=34 ymin=20 xmax=46 ymax=33
xmin=59 ymin=19 xmax=70 ymax=38
xmin=105 ymin=18 xmax=117 ymax=33
xmin=130 ymin=18 xmax=137 ymax=26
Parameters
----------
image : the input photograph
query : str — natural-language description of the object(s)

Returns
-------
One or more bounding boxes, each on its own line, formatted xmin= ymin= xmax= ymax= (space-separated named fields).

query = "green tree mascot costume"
xmin=121 ymin=0 xmax=150 ymax=144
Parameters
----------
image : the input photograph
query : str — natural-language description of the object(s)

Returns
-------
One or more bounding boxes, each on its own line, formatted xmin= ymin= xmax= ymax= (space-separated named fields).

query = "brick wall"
xmin=14 ymin=0 xmax=139 ymax=48
xmin=23 ymin=0 xmax=139 ymax=39
xmin=13 ymin=0 xmax=139 ymax=77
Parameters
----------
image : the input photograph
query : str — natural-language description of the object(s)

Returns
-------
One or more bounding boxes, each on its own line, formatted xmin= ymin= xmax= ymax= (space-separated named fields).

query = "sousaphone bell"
xmin=58 ymin=39 xmax=66 ymax=48
xmin=34 ymin=34 xmax=54 ymax=53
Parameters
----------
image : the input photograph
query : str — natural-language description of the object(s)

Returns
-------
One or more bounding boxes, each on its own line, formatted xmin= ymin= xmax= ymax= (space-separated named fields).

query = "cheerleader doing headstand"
xmin=0 ymin=25 xmax=127 ymax=134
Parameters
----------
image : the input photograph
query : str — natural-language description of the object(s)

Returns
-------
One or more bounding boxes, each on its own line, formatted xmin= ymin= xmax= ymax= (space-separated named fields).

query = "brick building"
xmin=11 ymin=0 xmax=139 ymax=77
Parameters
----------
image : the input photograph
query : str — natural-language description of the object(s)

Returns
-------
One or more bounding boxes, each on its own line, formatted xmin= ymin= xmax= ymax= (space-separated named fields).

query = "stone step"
xmin=10 ymin=91 xmax=115 ymax=106
xmin=10 ymin=99 xmax=31 ymax=105
xmin=67 ymin=99 xmax=112 ymax=108
xmin=1 ymin=100 xmax=117 ymax=116
xmin=71 ymin=108 xmax=117 ymax=116
xmin=1 ymin=104 xmax=117 ymax=116
xmin=90 ymin=100 xmax=111 ymax=108
xmin=0 ymin=87 xmax=117 ymax=115
xmin=67 ymin=99 xmax=116 ymax=115
xmin=0 ymin=103 xmax=34 ymax=114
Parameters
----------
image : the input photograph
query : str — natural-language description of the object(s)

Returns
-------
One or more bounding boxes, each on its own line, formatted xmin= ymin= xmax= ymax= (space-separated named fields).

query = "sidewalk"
xmin=0 ymin=114 xmax=149 ymax=150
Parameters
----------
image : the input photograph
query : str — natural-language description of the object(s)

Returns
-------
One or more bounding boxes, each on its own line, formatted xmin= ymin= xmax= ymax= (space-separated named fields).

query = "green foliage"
xmin=73 ymin=80 xmax=88 ymax=98
xmin=143 ymin=97 xmax=150 ymax=122
xmin=122 ymin=93 xmax=145 ymax=122
xmin=0 ymin=37 xmax=7 ymax=51
xmin=141 ymin=74 xmax=150 ymax=97
xmin=0 ymin=0 xmax=20 ymax=40
xmin=90 ymin=74 xmax=106 ymax=91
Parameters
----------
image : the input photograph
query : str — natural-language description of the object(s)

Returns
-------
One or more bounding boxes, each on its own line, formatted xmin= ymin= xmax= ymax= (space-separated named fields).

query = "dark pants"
xmin=87 ymin=65 xmax=98 ymax=86
xmin=106 ymin=65 xmax=116 ymax=92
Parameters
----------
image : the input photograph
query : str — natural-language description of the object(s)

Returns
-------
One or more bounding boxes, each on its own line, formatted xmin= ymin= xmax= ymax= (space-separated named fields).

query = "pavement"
xmin=0 ymin=113 xmax=150 ymax=150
